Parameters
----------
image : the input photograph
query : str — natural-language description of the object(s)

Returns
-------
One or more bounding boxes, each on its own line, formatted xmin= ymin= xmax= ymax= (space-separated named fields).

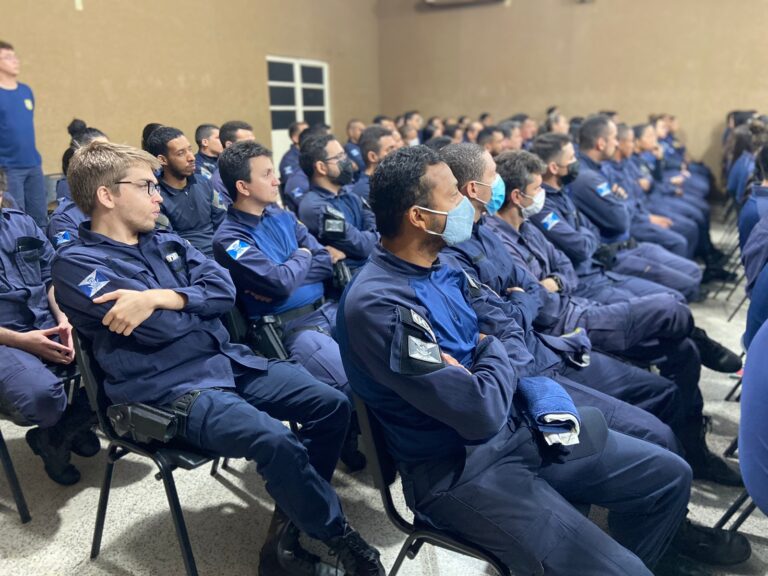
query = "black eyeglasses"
xmin=323 ymin=152 xmax=348 ymax=164
xmin=114 ymin=180 xmax=161 ymax=197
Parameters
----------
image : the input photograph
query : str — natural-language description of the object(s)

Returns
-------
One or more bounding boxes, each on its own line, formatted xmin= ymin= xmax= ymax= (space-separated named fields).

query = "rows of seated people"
xmin=0 ymin=109 xmax=757 ymax=576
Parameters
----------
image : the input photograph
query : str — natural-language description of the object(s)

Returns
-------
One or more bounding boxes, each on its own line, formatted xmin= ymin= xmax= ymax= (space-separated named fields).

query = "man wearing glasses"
xmin=298 ymin=134 xmax=378 ymax=270
xmin=0 ymin=40 xmax=47 ymax=228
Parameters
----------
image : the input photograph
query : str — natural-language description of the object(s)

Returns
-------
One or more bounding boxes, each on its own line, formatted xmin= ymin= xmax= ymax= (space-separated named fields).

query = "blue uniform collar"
xmin=226 ymin=204 xmax=280 ymax=227
xmin=77 ymin=221 xmax=155 ymax=249
xmin=196 ymin=152 xmax=217 ymax=162
xmin=542 ymin=182 xmax=562 ymax=195
xmin=370 ymin=244 xmax=440 ymax=279
xmin=487 ymin=214 xmax=522 ymax=240
xmin=159 ymin=172 xmax=199 ymax=195
xmin=577 ymin=153 xmax=602 ymax=171
xmin=310 ymin=184 xmax=344 ymax=198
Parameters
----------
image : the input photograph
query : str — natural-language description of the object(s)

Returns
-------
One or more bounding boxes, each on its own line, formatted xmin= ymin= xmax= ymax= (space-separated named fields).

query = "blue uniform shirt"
xmin=297 ymin=185 xmax=378 ymax=268
xmin=47 ymin=197 xmax=88 ymax=249
xmin=337 ymin=245 xmax=532 ymax=463
xmin=743 ymin=215 xmax=768 ymax=296
xmin=344 ymin=141 xmax=364 ymax=180
xmin=570 ymin=154 xmax=631 ymax=243
xmin=279 ymin=146 xmax=301 ymax=184
xmin=738 ymin=184 xmax=768 ymax=248
xmin=212 ymin=204 xmax=332 ymax=319
xmin=727 ymin=151 xmax=755 ymax=204
xmin=0 ymin=207 xmax=56 ymax=332
xmin=51 ymin=225 xmax=267 ymax=407
xmin=157 ymin=173 xmax=226 ymax=257
xmin=0 ymin=83 xmax=41 ymax=167
xmin=210 ymin=168 xmax=232 ymax=207
xmin=349 ymin=172 xmax=371 ymax=202
xmin=283 ymin=170 xmax=310 ymax=213
xmin=56 ymin=178 xmax=71 ymax=200
xmin=194 ymin=152 xmax=218 ymax=180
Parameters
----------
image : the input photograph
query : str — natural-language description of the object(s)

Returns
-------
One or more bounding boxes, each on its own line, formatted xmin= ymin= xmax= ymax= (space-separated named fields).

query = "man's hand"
xmin=14 ymin=328 xmax=74 ymax=364
xmin=670 ymin=175 xmax=685 ymax=186
xmin=649 ymin=214 xmax=673 ymax=229
xmin=611 ymin=184 xmax=628 ymax=200
xmin=506 ymin=286 xmax=525 ymax=294
xmin=245 ymin=290 xmax=273 ymax=303
xmin=540 ymin=277 xmax=560 ymax=292
xmin=92 ymin=289 xmax=181 ymax=336
xmin=442 ymin=352 xmax=471 ymax=374
xmin=57 ymin=319 xmax=75 ymax=360
xmin=653 ymin=145 xmax=664 ymax=160
xmin=325 ymin=246 xmax=347 ymax=264
xmin=638 ymin=178 xmax=652 ymax=192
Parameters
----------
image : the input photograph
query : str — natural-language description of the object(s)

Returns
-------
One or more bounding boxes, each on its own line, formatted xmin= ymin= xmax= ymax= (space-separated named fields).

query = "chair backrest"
xmin=224 ymin=307 xmax=249 ymax=344
xmin=73 ymin=332 xmax=120 ymax=442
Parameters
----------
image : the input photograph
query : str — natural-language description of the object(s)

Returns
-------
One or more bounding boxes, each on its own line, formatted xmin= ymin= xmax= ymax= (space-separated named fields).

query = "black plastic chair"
xmin=714 ymin=490 xmax=757 ymax=533
xmin=353 ymin=395 xmax=543 ymax=576
xmin=0 ymin=422 xmax=30 ymax=524
xmin=74 ymin=333 xmax=223 ymax=576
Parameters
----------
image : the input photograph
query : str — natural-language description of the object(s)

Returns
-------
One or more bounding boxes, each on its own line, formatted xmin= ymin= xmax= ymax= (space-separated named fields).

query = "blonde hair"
xmin=67 ymin=140 xmax=160 ymax=215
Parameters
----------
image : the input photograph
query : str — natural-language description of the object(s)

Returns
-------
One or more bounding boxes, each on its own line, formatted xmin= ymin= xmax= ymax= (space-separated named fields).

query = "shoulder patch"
xmin=595 ymin=182 xmax=612 ymax=198
xmin=541 ymin=211 xmax=560 ymax=231
xmin=410 ymin=309 xmax=437 ymax=343
xmin=226 ymin=239 xmax=250 ymax=260
xmin=325 ymin=206 xmax=346 ymax=220
xmin=53 ymin=231 xmax=73 ymax=247
xmin=407 ymin=335 xmax=442 ymax=364
xmin=284 ymin=166 xmax=294 ymax=176
xmin=78 ymin=270 xmax=110 ymax=298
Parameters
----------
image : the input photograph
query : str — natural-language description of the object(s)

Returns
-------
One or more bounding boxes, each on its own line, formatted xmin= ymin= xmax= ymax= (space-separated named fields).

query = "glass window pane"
xmin=268 ymin=61 xmax=294 ymax=82
xmin=301 ymin=66 xmax=324 ymax=84
xmin=269 ymin=86 xmax=295 ymax=106
xmin=303 ymin=110 xmax=326 ymax=127
xmin=271 ymin=110 xmax=297 ymax=130
xmin=302 ymin=88 xmax=325 ymax=107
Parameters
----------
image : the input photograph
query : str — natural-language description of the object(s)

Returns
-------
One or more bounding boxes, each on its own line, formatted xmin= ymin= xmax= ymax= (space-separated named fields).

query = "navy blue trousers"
xmin=613 ymin=243 xmax=701 ymax=302
xmin=0 ymin=346 xmax=67 ymax=427
xmin=181 ymin=360 xmax=350 ymax=541
xmin=403 ymin=408 xmax=691 ymax=575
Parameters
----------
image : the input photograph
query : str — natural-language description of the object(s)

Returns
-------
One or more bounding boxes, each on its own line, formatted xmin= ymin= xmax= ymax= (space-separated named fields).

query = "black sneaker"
xmin=71 ymin=428 xmax=101 ymax=458
xmin=26 ymin=428 xmax=80 ymax=486
xmin=654 ymin=551 xmax=711 ymax=576
xmin=669 ymin=519 xmax=751 ymax=566
xmin=690 ymin=328 xmax=743 ymax=373
xmin=327 ymin=524 xmax=385 ymax=576
xmin=340 ymin=431 xmax=367 ymax=473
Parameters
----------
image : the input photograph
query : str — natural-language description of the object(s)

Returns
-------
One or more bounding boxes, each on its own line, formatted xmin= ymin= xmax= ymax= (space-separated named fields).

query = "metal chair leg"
xmin=389 ymin=534 xmax=419 ymax=576
xmin=724 ymin=436 xmax=739 ymax=458
xmin=731 ymin=501 xmax=758 ymax=532
xmin=0 ymin=429 xmax=30 ymax=523
xmin=91 ymin=444 xmax=118 ymax=558
xmin=728 ymin=293 xmax=749 ymax=322
xmin=221 ymin=458 xmax=230 ymax=470
xmin=724 ymin=378 xmax=742 ymax=401
xmin=156 ymin=455 xmax=199 ymax=576
xmin=209 ymin=458 xmax=219 ymax=477
xmin=714 ymin=490 xmax=750 ymax=530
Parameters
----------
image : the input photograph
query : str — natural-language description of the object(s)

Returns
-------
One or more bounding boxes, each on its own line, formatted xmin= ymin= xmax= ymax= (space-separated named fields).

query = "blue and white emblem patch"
xmin=541 ymin=212 xmax=561 ymax=231
xmin=596 ymin=182 xmax=611 ymax=198
xmin=78 ymin=270 xmax=110 ymax=298
xmin=53 ymin=231 xmax=73 ymax=247
xmin=226 ymin=239 xmax=250 ymax=260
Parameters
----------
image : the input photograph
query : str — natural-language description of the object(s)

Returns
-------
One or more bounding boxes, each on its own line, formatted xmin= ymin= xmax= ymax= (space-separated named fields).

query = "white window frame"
xmin=266 ymin=56 xmax=331 ymax=128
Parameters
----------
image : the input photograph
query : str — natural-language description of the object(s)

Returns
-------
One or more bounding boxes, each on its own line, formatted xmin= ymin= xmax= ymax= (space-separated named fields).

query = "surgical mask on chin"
xmin=417 ymin=196 xmax=476 ymax=246
xmin=474 ymin=174 xmax=507 ymax=216
xmin=521 ymin=189 xmax=546 ymax=219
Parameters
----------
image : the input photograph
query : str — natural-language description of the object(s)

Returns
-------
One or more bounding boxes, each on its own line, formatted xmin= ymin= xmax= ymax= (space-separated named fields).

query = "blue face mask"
xmin=472 ymin=174 xmax=506 ymax=216
xmin=418 ymin=196 xmax=476 ymax=246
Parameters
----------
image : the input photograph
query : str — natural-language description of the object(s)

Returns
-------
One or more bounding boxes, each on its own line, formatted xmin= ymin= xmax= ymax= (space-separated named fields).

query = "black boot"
xmin=25 ymin=427 xmax=80 ymax=485
xmin=689 ymin=327 xmax=743 ymax=373
xmin=667 ymin=519 xmax=751 ymax=566
xmin=68 ymin=389 xmax=100 ymax=458
xmin=679 ymin=417 xmax=742 ymax=486
xmin=258 ymin=507 xmax=338 ymax=576
xmin=702 ymin=265 xmax=737 ymax=284
xmin=326 ymin=523 xmax=384 ymax=576
xmin=340 ymin=414 xmax=366 ymax=473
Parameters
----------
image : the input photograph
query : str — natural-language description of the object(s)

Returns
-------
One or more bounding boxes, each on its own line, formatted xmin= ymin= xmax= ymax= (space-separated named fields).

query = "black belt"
xmin=275 ymin=299 xmax=324 ymax=324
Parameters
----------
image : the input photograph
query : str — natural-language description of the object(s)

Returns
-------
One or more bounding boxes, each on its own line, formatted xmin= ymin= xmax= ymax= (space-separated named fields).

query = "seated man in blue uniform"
xmin=344 ymin=119 xmax=366 ymax=180
xmin=440 ymin=143 xmax=742 ymax=487
xmin=569 ymin=115 xmax=704 ymax=301
xmin=738 ymin=144 xmax=768 ymax=248
xmin=193 ymin=123 xmax=222 ymax=180
xmin=146 ymin=126 xmax=226 ymax=258
xmin=211 ymin=120 xmax=257 ymax=205
xmin=337 ymin=145 xmax=737 ymax=576
xmin=51 ymin=141 xmax=384 ymax=576
xmin=282 ymin=124 xmax=330 ymax=213
xmin=298 ymin=134 xmax=378 ymax=269
xmin=349 ymin=126 xmax=397 ymax=202
xmin=278 ymin=120 xmax=308 ymax=184
xmin=743 ymin=214 xmax=768 ymax=298
xmin=0 ymin=167 xmax=99 ymax=486
xmin=741 ymin=320 xmax=768 ymax=517
xmin=529 ymin=134 xmax=742 ymax=375
xmin=212 ymin=140 xmax=366 ymax=472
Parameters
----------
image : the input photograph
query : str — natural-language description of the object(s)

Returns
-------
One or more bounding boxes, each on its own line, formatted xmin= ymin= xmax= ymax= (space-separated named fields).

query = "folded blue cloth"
xmin=517 ymin=376 xmax=581 ymax=434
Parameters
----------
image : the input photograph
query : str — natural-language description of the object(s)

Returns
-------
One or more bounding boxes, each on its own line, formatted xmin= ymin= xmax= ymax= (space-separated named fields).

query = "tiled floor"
xmin=1 ymin=220 xmax=765 ymax=576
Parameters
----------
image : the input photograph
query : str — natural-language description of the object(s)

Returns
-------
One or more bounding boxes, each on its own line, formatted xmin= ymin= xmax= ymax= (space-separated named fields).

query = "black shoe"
xmin=340 ymin=432 xmax=367 ymax=473
xmin=690 ymin=328 xmax=743 ymax=373
xmin=71 ymin=428 xmax=101 ymax=458
xmin=690 ymin=450 xmax=743 ymax=486
xmin=669 ymin=519 xmax=751 ymax=566
xmin=327 ymin=524 xmax=385 ymax=576
xmin=259 ymin=508 xmax=339 ymax=576
xmin=25 ymin=428 xmax=80 ymax=486
xmin=702 ymin=266 xmax=737 ymax=284
xmin=654 ymin=551 xmax=711 ymax=576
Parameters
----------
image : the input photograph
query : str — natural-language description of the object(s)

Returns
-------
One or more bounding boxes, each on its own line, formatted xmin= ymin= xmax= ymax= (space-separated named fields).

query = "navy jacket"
xmin=194 ymin=152 xmax=218 ymax=180
xmin=47 ymin=197 xmax=88 ymax=249
xmin=279 ymin=146 xmax=301 ymax=184
xmin=570 ymin=154 xmax=630 ymax=243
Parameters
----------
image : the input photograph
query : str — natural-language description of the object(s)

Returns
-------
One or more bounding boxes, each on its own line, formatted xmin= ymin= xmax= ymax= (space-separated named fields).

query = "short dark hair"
xmin=599 ymin=110 xmax=618 ymax=119
xmin=444 ymin=124 xmax=463 ymax=139
xmin=141 ymin=123 xmax=163 ymax=152
xmin=219 ymin=120 xmax=253 ymax=147
xmin=288 ymin=121 xmax=307 ymax=139
xmin=578 ymin=114 xmax=612 ymax=150
xmin=479 ymin=112 xmax=492 ymax=122
xmin=370 ymin=145 xmax=441 ymax=238
xmin=509 ymin=113 xmax=529 ymax=123
xmin=299 ymin=133 xmax=336 ymax=178
xmin=438 ymin=143 xmax=486 ymax=189
xmin=0 ymin=41 xmax=13 ymax=51
xmin=404 ymin=110 xmax=420 ymax=123
xmin=424 ymin=136 xmax=453 ymax=152
xmin=372 ymin=114 xmax=392 ymax=125
xmin=531 ymin=133 xmax=571 ymax=165
xmin=194 ymin=124 xmax=219 ymax=147
xmin=147 ymin=126 xmax=185 ymax=157
xmin=63 ymin=119 xmax=107 ymax=174
xmin=494 ymin=150 xmax=546 ymax=210
xmin=298 ymin=124 xmax=329 ymax=147
xmin=477 ymin=126 xmax=502 ymax=147
xmin=633 ymin=123 xmax=651 ymax=140
xmin=359 ymin=126 xmax=393 ymax=168
xmin=347 ymin=118 xmax=364 ymax=130
xmin=616 ymin=122 xmax=633 ymax=141
xmin=755 ymin=144 xmax=768 ymax=182
xmin=217 ymin=140 xmax=272 ymax=202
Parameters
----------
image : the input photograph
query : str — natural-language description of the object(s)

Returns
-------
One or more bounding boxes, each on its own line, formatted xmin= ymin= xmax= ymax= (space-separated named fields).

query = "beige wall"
xmin=377 ymin=0 xmax=768 ymax=171
xmin=4 ymin=0 xmax=380 ymax=173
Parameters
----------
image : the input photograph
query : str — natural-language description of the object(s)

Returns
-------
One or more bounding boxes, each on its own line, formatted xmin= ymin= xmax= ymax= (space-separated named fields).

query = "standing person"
xmin=0 ymin=40 xmax=47 ymax=227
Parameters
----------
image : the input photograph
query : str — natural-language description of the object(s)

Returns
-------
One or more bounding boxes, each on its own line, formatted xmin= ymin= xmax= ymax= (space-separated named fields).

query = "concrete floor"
xmin=0 ymin=222 xmax=766 ymax=576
